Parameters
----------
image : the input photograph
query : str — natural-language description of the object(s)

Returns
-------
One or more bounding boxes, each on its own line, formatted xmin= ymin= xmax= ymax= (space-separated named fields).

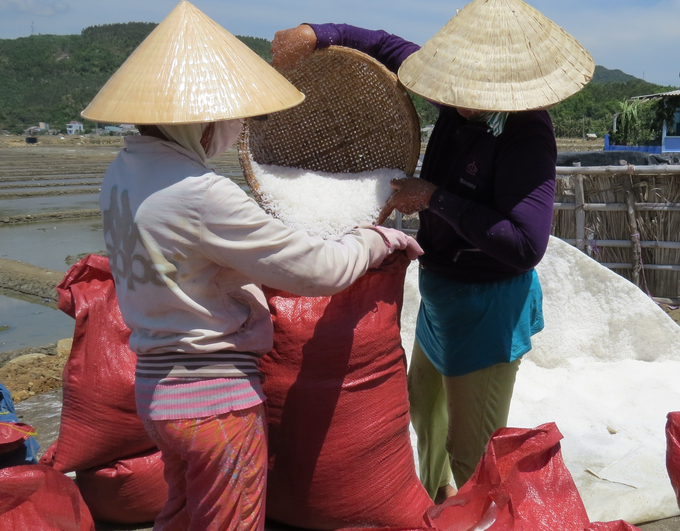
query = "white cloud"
xmin=0 ymin=0 xmax=71 ymax=17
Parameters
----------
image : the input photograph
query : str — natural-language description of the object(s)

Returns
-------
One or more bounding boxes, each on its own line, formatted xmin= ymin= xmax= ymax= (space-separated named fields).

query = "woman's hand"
xmin=271 ymin=25 xmax=317 ymax=70
xmin=369 ymin=226 xmax=423 ymax=262
xmin=377 ymin=178 xmax=437 ymax=225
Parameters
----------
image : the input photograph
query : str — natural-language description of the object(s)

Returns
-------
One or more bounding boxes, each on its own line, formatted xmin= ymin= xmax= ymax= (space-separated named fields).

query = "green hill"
xmin=592 ymin=65 xmax=641 ymax=84
xmin=548 ymin=73 xmax=675 ymax=138
xmin=1 ymin=22 xmax=677 ymax=137
xmin=0 ymin=23 xmax=272 ymax=133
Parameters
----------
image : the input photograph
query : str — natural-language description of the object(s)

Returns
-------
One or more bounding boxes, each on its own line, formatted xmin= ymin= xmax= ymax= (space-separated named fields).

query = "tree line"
xmin=0 ymin=23 xmax=271 ymax=134
xmin=0 ymin=23 xmax=675 ymax=140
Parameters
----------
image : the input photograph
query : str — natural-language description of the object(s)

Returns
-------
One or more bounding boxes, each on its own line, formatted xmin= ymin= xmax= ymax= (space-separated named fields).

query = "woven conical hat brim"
xmin=81 ymin=1 xmax=304 ymax=124
xmin=398 ymin=0 xmax=595 ymax=112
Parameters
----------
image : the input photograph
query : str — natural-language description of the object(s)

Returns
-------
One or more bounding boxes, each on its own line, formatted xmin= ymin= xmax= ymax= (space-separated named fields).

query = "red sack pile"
xmin=666 ymin=411 xmax=680 ymax=507
xmin=425 ymin=422 xmax=642 ymax=531
xmin=40 ymin=254 xmax=167 ymax=524
xmin=260 ymin=253 xmax=433 ymax=530
xmin=76 ymin=449 xmax=167 ymax=524
xmin=0 ymin=464 xmax=95 ymax=531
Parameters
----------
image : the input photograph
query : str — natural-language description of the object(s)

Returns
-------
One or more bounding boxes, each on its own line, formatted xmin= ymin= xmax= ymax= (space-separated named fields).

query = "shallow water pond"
xmin=0 ymin=218 xmax=104 ymax=271
xmin=0 ymin=193 xmax=100 ymax=216
xmin=0 ymin=185 xmax=101 ymax=194
xmin=0 ymin=293 xmax=74 ymax=353
xmin=0 ymin=178 xmax=101 ymax=188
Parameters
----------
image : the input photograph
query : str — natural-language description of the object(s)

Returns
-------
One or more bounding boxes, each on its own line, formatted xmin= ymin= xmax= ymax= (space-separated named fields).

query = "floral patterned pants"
xmin=143 ymin=404 xmax=267 ymax=531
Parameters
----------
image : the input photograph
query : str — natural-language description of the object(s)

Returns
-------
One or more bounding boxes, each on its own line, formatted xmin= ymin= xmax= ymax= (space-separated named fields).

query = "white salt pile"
xmin=401 ymin=236 xmax=680 ymax=525
xmin=250 ymin=161 xmax=403 ymax=240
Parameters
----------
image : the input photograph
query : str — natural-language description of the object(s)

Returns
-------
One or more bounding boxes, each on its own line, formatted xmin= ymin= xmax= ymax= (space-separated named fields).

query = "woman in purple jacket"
xmin=272 ymin=0 xmax=594 ymax=503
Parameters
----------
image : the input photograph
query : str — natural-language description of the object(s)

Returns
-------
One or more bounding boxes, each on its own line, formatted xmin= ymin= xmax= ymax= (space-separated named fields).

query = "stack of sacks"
xmin=39 ymin=255 xmax=167 ymax=524
xmin=0 ymin=382 xmax=39 ymax=468
xmin=399 ymin=235 xmax=680 ymax=526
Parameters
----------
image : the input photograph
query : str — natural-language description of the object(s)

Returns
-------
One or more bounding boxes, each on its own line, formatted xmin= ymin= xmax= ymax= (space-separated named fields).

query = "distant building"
xmin=23 ymin=125 xmax=41 ymax=135
xmin=38 ymin=122 xmax=49 ymax=131
xmin=66 ymin=121 xmax=84 ymax=135
xmin=623 ymin=89 xmax=680 ymax=153
xmin=104 ymin=125 xmax=124 ymax=134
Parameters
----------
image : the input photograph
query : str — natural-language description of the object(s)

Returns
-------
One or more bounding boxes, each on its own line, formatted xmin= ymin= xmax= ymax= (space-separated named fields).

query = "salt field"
xmin=0 ymin=144 xmax=246 ymax=359
xmin=0 ymin=193 xmax=101 ymax=216
xmin=0 ymin=218 xmax=105 ymax=271
xmin=0 ymin=291 xmax=74 ymax=352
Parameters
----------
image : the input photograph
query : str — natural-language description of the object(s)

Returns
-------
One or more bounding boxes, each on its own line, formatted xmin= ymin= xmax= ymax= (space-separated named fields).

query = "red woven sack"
xmin=0 ymin=464 xmax=95 ymax=531
xmin=54 ymin=254 xmax=155 ymax=472
xmin=426 ymin=423 xmax=590 ymax=531
xmin=0 ymin=422 xmax=36 ymax=454
xmin=261 ymin=253 xmax=432 ymax=530
xmin=75 ymin=448 xmax=167 ymax=524
xmin=341 ymin=423 xmax=642 ymax=531
xmin=666 ymin=411 xmax=680 ymax=507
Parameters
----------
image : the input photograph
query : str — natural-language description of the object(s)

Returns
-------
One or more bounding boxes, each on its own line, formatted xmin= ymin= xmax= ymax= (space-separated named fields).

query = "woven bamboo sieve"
xmin=238 ymin=46 xmax=421 ymax=207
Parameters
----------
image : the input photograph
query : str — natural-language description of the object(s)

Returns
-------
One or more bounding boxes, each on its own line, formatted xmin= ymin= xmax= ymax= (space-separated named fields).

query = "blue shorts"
xmin=415 ymin=268 xmax=544 ymax=377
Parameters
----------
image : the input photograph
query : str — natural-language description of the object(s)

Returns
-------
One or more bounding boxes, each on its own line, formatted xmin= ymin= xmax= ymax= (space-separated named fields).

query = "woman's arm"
xmin=272 ymin=23 xmax=420 ymax=74
xmin=307 ymin=23 xmax=420 ymax=74
xmin=198 ymin=176 xmax=420 ymax=296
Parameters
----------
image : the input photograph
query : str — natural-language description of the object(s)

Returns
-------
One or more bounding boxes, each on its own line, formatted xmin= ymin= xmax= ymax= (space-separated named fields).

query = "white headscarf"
xmin=157 ymin=119 xmax=244 ymax=163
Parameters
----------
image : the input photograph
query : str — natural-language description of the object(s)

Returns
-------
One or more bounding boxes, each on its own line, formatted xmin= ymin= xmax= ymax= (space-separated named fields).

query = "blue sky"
xmin=1 ymin=0 xmax=679 ymax=87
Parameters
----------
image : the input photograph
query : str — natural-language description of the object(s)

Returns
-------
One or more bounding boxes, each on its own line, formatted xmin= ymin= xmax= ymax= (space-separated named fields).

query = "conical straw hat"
xmin=398 ymin=0 xmax=595 ymax=112
xmin=81 ymin=0 xmax=304 ymax=124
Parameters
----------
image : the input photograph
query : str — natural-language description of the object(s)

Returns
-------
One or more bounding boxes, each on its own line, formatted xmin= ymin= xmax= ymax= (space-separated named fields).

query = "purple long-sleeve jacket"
xmin=309 ymin=23 xmax=557 ymax=283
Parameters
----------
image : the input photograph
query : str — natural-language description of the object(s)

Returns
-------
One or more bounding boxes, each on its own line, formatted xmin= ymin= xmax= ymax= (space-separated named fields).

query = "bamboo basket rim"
xmin=238 ymin=46 xmax=421 ymax=208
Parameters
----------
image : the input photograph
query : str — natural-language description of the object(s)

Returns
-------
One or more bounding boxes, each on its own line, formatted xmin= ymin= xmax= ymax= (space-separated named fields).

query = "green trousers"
xmin=407 ymin=340 xmax=521 ymax=498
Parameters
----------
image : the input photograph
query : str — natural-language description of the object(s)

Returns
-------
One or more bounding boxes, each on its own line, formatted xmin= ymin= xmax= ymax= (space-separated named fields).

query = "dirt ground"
xmin=0 ymin=339 xmax=71 ymax=402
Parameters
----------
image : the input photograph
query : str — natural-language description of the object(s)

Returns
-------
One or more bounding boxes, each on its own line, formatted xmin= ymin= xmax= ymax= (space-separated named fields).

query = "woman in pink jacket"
xmin=82 ymin=2 xmax=421 ymax=529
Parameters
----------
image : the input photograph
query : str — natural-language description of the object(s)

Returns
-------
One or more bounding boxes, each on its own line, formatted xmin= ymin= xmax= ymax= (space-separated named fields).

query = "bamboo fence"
xmin=392 ymin=161 xmax=680 ymax=304
xmin=553 ymin=162 xmax=680 ymax=304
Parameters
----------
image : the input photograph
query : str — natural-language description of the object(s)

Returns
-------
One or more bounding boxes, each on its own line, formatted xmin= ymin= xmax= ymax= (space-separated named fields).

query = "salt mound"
xmin=251 ymin=161 xmax=403 ymax=240
xmin=400 ymin=236 xmax=680 ymax=524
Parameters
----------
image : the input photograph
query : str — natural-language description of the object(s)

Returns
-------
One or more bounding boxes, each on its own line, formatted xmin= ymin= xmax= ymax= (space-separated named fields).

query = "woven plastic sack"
xmin=340 ymin=423 xmax=643 ymax=531
xmin=54 ymin=254 xmax=155 ymax=472
xmin=426 ymin=423 xmax=590 ymax=531
xmin=0 ymin=464 xmax=95 ymax=530
xmin=75 ymin=448 xmax=167 ymax=524
xmin=261 ymin=253 xmax=432 ymax=529
xmin=666 ymin=411 xmax=680 ymax=507
xmin=0 ymin=382 xmax=39 ymax=467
